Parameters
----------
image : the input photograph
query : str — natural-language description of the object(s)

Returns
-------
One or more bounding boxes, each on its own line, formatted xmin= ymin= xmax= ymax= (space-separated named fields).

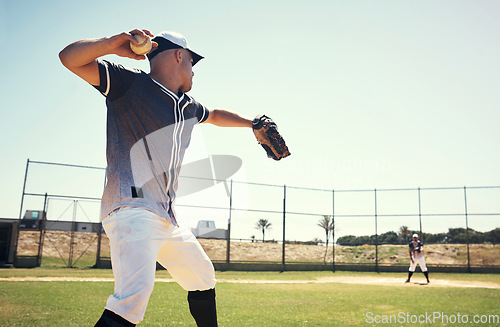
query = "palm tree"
xmin=317 ymin=215 xmax=334 ymax=263
xmin=399 ymin=225 xmax=409 ymax=244
xmin=255 ymin=219 xmax=272 ymax=242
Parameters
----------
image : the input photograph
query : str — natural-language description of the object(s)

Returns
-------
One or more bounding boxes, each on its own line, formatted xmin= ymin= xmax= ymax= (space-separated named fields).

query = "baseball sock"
xmin=188 ymin=288 xmax=218 ymax=327
xmin=406 ymin=271 xmax=413 ymax=281
xmin=94 ymin=309 xmax=136 ymax=327
xmin=423 ymin=271 xmax=429 ymax=282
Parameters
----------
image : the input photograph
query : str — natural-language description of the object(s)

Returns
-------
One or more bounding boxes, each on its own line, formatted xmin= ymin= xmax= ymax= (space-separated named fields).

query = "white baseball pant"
xmin=409 ymin=255 xmax=428 ymax=272
xmin=102 ymin=206 xmax=216 ymax=324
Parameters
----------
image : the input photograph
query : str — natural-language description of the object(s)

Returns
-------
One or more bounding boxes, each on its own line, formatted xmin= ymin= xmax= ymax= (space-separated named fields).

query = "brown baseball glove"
xmin=252 ymin=114 xmax=291 ymax=160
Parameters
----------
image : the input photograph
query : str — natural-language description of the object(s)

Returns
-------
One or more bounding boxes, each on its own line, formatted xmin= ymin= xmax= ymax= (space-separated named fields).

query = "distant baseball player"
xmin=405 ymin=233 xmax=430 ymax=284
xmin=60 ymin=28 xmax=289 ymax=327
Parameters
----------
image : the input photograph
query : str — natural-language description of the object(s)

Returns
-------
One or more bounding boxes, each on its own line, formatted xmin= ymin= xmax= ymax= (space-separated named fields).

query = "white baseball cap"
xmin=412 ymin=234 xmax=419 ymax=238
xmin=147 ymin=31 xmax=204 ymax=65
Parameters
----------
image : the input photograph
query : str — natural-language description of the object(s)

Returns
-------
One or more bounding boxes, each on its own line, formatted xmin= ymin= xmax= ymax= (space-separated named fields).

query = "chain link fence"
xmin=11 ymin=159 xmax=500 ymax=272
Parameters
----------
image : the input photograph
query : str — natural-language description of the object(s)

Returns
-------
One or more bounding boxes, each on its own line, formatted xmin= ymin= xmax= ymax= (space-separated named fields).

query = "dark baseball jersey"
xmin=409 ymin=241 xmax=424 ymax=259
xmin=94 ymin=59 xmax=209 ymax=225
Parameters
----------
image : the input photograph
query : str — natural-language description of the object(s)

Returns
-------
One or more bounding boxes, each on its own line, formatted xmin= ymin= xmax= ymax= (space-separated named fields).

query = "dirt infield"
xmin=1 ymin=276 xmax=498 ymax=289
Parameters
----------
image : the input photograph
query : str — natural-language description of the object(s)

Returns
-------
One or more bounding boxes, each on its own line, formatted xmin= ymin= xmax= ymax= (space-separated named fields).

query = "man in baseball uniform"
xmin=406 ymin=233 xmax=430 ymax=284
xmin=60 ymin=29 xmax=253 ymax=326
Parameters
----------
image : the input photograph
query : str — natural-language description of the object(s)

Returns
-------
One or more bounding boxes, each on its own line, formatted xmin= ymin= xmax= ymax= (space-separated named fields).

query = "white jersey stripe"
xmin=197 ymin=105 xmax=207 ymax=124
xmin=151 ymin=79 xmax=179 ymax=100
xmin=103 ymin=63 xmax=111 ymax=96
xmin=172 ymin=100 xmax=189 ymax=196
xmin=151 ymin=78 xmax=181 ymax=211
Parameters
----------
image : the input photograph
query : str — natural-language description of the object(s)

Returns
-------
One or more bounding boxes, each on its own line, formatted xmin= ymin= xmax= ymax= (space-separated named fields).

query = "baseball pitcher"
xmin=59 ymin=29 xmax=289 ymax=327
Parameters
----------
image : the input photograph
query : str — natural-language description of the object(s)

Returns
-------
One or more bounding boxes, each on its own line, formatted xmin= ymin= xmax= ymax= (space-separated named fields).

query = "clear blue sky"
xmin=1 ymin=0 xmax=499 ymax=241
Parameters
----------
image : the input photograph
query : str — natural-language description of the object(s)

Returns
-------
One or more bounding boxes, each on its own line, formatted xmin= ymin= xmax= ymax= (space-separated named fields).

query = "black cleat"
xmin=405 ymin=279 xmax=410 ymax=283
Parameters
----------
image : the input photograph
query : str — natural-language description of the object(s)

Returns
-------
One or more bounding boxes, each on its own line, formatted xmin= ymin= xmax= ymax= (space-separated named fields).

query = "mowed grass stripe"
xmin=1 ymin=280 xmax=498 ymax=326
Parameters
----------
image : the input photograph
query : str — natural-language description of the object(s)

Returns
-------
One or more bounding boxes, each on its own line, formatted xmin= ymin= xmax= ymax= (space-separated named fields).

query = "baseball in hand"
xmin=130 ymin=34 xmax=152 ymax=55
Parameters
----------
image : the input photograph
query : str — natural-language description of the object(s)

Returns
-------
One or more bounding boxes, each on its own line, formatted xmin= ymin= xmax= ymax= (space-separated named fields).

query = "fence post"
xmin=18 ymin=159 xmax=30 ymax=219
xmin=14 ymin=159 xmax=30 ymax=266
xmin=418 ymin=187 xmax=423 ymax=243
xmin=226 ymin=180 xmax=233 ymax=265
xmin=282 ymin=185 xmax=286 ymax=269
xmin=332 ymin=189 xmax=335 ymax=272
xmin=463 ymin=186 xmax=471 ymax=273
xmin=96 ymin=222 xmax=102 ymax=267
xmin=36 ymin=193 xmax=48 ymax=267
xmin=68 ymin=200 xmax=77 ymax=268
xmin=374 ymin=189 xmax=379 ymax=272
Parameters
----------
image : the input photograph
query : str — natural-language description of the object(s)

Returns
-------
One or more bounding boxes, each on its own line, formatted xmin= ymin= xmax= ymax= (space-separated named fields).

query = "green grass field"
xmin=1 ymin=269 xmax=499 ymax=326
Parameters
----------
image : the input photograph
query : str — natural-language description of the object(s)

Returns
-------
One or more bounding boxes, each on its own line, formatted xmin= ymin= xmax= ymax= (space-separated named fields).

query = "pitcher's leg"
xmin=100 ymin=208 xmax=169 ymax=324
xmin=157 ymin=225 xmax=217 ymax=326
xmin=188 ymin=289 xmax=218 ymax=327
xmin=157 ymin=225 xmax=216 ymax=291
xmin=95 ymin=309 xmax=136 ymax=327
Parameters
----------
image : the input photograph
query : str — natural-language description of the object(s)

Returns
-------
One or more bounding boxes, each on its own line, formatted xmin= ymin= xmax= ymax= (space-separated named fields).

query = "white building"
xmin=191 ymin=220 xmax=227 ymax=239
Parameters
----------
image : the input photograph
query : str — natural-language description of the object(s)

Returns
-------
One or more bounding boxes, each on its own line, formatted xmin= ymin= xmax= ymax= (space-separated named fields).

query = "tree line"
xmin=336 ymin=227 xmax=500 ymax=246
xmin=254 ymin=217 xmax=500 ymax=246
